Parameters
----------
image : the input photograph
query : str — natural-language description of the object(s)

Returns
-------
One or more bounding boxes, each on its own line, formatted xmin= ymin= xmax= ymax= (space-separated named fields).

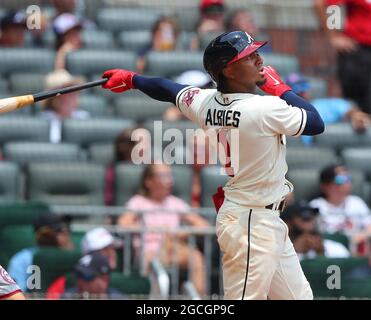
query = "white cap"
xmin=53 ymin=13 xmax=82 ymax=36
xmin=81 ymin=227 xmax=119 ymax=255
xmin=175 ymin=70 xmax=212 ymax=88
xmin=44 ymin=69 xmax=85 ymax=90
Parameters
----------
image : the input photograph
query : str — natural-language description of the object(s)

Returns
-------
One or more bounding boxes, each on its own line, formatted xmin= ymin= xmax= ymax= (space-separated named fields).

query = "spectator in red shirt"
xmin=314 ymin=0 xmax=371 ymax=114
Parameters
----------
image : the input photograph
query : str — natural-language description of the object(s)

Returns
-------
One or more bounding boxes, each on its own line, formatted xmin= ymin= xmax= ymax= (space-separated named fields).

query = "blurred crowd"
xmin=0 ymin=0 xmax=371 ymax=299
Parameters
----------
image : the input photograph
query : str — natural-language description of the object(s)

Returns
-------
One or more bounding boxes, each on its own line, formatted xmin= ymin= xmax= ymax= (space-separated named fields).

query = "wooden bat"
xmin=0 ymin=78 xmax=109 ymax=115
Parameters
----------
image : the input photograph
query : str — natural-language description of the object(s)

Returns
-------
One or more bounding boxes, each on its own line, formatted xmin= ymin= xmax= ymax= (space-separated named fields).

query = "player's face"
xmin=225 ymin=51 xmax=265 ymax=91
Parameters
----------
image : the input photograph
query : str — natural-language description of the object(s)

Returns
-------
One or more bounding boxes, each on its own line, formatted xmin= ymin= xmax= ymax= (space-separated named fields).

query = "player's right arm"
xmin=259 ymin=66 xmax=325 ymax=136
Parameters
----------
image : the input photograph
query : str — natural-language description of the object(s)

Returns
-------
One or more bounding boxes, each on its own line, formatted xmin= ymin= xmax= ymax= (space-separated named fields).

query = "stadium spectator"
xmin=282 ymin=201 xmax=350 ymax=260
xmin=163 ymin=70 xmax=214 ymax=121
xmin=309 ymin=164 xmax=371 ymax=254
xmin=225 ymin=9 xmax=272 ymax=53
xmin=118 ymin=163 xmax=209 ymax=295
xmin=81 ymin=227 xmax=122 ymax=270
xmin=8 ymin=213 xmax=73 ymax=292
xmin=53 ymin=13 xmax=83 ymax=69
xmin=346 ymin=236 xmax=371 ymax=279
xmin=40 ymin=69 xmax=89 ymax=143
xmin=285 ymin=72 xmax=370 ymax=145
xmin=0 ymin=11 xmax=27 ymax=47
xmin=314 ymin=0 xmax=371 ymax=114
xmin=137 ymin=16 xmax=181 ymax=73
xmin=105 ymin=127 xmax=151 ymax=205
xmin=197 ymin=0 xmax=226 ymax=35
xmin=62 ymin=252 xmax=125 ymax=299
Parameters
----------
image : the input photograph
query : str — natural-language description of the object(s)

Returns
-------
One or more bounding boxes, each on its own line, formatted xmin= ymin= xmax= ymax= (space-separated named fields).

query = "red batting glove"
xmin=258 ymin=66 xmax=292 ymax=97
xmin=101 ymin=69 xmax=137 ymax=93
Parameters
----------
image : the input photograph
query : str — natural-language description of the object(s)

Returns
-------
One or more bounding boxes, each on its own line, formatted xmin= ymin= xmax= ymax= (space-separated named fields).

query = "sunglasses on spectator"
xmin=334 ymin=174 xmax=351 ymax=185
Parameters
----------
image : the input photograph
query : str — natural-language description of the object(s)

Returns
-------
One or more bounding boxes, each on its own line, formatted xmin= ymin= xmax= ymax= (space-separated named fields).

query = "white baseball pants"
xmin=216 ymin=199 xmax=313 ymax=300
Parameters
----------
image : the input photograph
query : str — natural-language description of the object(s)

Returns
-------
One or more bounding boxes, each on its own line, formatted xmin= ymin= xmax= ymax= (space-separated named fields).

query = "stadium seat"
xmin=287 ymin=168 xmax=320 ymax=201
xmin=286 ymin=147 xmax=338 ymax=170
xmin=110 ymin=272 xmax=151 ymax=295
xmin=62 ymin=119 xmax=135 ymax=148
xmin=88 ymin=143 xmax=115 ymax=165
xmin=117 ymin=30 xmax=151 ymax=51
xmin=97 ymin=8 xmax=161 ymax=33
xmin=27 ymin=162 xmax=105 ymax=205
xmin=145 ymin=51 xmax=204 ymax=77
xmin=300 ymin=257 xmax=368 ymax=298
xmin=9 ymin=73 xmax=46 ymax=95
xmin=3 ymin=142 xmax=82 ymax=166
xmin=31 ymin=248 xmax=81 ymax=292
xmin=0 ymin=162 xmax=19 ymax=204
xmin=200 ymin=166 xmax=229 ymax=208
xmin=66 ymin=50 xmax=136 ymax=76
xmin=78 ymin=94 xmax=112 ymax=118
xmin=341 ymin=148 xmax=371 ymax=179
xmin=82 ymin=30 xmax=115 ymax=49
xmin=0 ymin=49 xmax=55 ymax=75
xmin=307 ymin=76 xmax=328 ymax=99
xmin=0 ymin=225 xmax=35 ymax=268
xmin=0 ymin=117 xmax=49 ymax=145
xmin=114 ymin=163 xmax=193 ymax=205
xmin=314 ymin=123 xmax=371 ymax=151
xmin=260 ymin=53 xmax=299 ymax=76
xmin=0 ymin=77 xmax=8 ymax=93
xmin=287 ymin=168 xmax=365 ymax=201
xmin=114 ymin=93 xmax=170 ymax=121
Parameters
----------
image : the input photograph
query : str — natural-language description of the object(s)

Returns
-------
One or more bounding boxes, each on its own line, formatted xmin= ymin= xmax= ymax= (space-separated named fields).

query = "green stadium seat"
xmin=341 ymin=148 xmax=371 ymax=179
xmin=117 ymin=30 xmax=151 ymax=51
xmin=0 ymin=202 xmax=49 ymax=227
xmin=31 ymin=248 xmax=81 ymax=292
xmin=114 ymin=163 xmax=193 ymax=205
xmin=0 ymin=162 xmax=19 ymax=204
xmin=314 ymin=123 xmax=371 ymax=151
xmin=27 ymin=162 xmax=105 ymax=205
xmin=66 ymin=50 xmax=136 ymax=76
xmin=260 ymin=53 xmax=299 ymax=77
xmin=109 ymin=272 xmax=151 ymax=296
xmin=114 ymin=93 xmax=170 ymax=121
xmin=286 ymin=147 xmax=338 ymax=170
xmin=300 ymin=257 xmax=368 ymax=298
xmin=0 ymin=118 xmax=49 ymax=145
xmin=200 ymin=166 xmax=229 ymax=208
xmin=78 ymin=94 xmax=112 ymax=118
xmin=62 ymin=119 xmax=135 ymax=148
xmin=88 ymin=143 xmax=115 ymax=165
xmin=82 ymin=30 xmax=115 ymax=49
xmin=0 ymin=225 xmax=35 ymax=267
xmin=97 ymin=8 xmax=161 ymax=33
xmin=323 ymin=232 xmax=350 ymax=250
xmin=3 ymin=142 xmax=82 ymax=166
xmin=145 ymin=51 xmax=204 ymax=77
xmin=9 ymin=73 xmax=46 ymax=95
xmin=0 ymin=49 xmax=55 ymax=75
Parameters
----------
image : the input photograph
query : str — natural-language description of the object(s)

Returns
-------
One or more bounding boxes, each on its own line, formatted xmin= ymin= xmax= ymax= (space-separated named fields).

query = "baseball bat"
xmin=0 ymin=78 xmax=108 ymax=115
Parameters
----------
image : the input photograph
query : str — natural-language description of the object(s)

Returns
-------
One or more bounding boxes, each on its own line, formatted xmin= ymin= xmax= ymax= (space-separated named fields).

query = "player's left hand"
xmin=258 ymin=66 xmax=292 ymax=97
xmin=101 ymin=69 xmax=137 ymax=93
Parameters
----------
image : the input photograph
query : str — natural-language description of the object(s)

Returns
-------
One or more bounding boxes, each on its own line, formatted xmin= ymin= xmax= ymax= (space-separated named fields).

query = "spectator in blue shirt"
xmin=285 ymin=73 xmax=370 ymax=145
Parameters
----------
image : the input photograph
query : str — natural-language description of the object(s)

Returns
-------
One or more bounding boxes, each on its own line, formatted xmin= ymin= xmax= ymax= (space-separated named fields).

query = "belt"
xmin=265 ymin=199 xmax=286 ymax=212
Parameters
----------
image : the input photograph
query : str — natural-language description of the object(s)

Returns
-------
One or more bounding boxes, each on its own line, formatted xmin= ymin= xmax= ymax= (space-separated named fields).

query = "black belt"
xmin=265 ymin=199 xmax=286 ymax=212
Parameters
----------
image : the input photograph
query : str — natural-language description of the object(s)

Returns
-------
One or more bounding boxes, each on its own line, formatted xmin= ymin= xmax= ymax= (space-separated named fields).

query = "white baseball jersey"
xmin=176 ymin=87 xmax=307 ymax=207
xmin=0 ymin=265 xmax=21 ymax=299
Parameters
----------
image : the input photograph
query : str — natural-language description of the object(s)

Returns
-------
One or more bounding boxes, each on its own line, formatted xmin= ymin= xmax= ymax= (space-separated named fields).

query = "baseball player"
xmin=101 ymin=31 xmax=324 ymax=300
xmin=0 ymin=265 xmax=24 ymax=300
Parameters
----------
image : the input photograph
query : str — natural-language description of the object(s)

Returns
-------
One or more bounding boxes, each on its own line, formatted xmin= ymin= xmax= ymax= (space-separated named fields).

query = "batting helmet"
xmin=203 ymin=31 xmax=267 ymax=82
